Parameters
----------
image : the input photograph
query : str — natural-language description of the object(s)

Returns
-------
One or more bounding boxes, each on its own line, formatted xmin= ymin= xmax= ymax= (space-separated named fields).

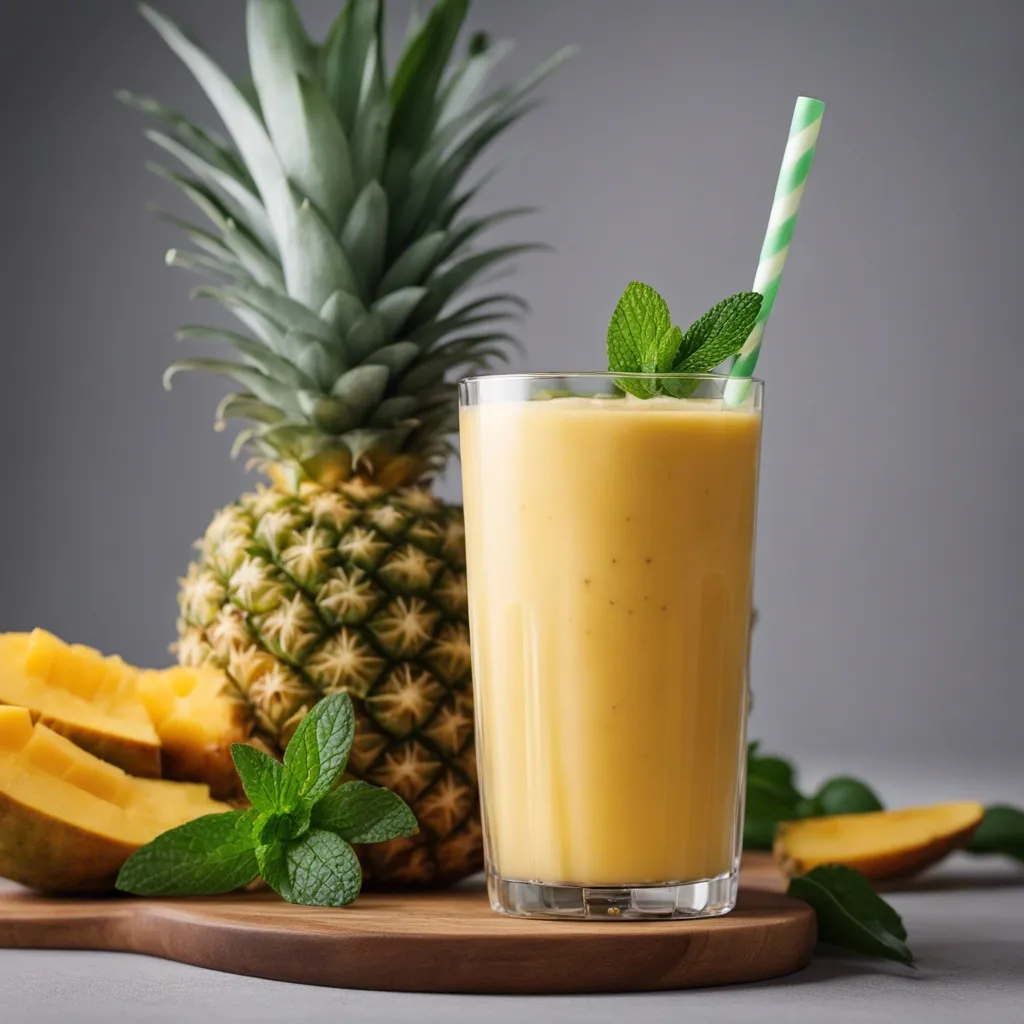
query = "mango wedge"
xmin=136 ymin=665 xmax=250 ymax=799
xmin=774 ymin=801 xmax=985 ymax=881
xmin=0 ymin=630 xmax=160 ymax=777
xmin=0 ymin=706 xmax=229 ymax=892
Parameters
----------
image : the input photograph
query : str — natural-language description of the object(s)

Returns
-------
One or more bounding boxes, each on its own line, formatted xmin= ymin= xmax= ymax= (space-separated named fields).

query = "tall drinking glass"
xmin=459 ymin=373 xmax=763 ymax=920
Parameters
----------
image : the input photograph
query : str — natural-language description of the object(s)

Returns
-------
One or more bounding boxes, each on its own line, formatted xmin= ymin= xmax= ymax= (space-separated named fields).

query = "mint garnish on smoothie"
xmin=606 ymin=282 xmax=761 ymax=396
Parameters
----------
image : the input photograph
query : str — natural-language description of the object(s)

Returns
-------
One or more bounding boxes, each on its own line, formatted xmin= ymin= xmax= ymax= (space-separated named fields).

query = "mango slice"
xmin=774 ymin=801 xmax=985 ymax=881
xmin=0 ymin=706 xmax=229 ymax=892
xmin=0 ymin=630 xmax=160 ymax=777
xmin=136 ymin=665 xmax=251 ymax=799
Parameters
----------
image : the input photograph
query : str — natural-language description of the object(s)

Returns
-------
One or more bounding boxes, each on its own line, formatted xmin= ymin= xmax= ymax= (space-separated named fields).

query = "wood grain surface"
xmin=0 ymin=855 xmax=813 ymax=994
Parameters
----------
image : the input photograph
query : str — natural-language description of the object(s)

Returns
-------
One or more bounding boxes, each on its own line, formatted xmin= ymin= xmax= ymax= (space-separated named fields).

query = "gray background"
xmin=1 ymin=2 xmax=1023 ymax=1021
xmin=1 ymin=0 xmax=1022 ymax=793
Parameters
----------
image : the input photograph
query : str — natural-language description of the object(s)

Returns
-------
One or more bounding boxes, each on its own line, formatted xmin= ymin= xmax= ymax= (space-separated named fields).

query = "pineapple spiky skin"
xmin=177 ymin=477 xmax=480 ymax=886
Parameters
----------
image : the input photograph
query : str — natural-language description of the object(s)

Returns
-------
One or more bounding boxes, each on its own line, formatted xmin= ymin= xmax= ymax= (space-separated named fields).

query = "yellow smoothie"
xmin=460 ymin=394 xmax=761 ymax=886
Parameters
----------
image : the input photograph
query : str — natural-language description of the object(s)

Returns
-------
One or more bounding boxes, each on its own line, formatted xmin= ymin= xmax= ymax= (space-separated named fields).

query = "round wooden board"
xmin=0 ymin=866 xmax=813 ymax=994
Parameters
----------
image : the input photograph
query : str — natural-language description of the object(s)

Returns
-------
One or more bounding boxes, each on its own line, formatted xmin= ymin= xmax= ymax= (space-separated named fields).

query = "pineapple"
xmin=121 ymin=0 xmax=570 ymax=885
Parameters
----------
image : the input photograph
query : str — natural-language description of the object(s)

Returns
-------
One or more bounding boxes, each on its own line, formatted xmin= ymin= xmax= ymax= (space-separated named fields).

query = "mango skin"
xmin=25 ymin=714 xmax=161 ymax=780
xmin=774 ymin=801 xmax=985 ymax=882
xmin=0 ymin=707 xmax=230 ymax=893
xmin=0 ymin=788 xmax=137 ymax=892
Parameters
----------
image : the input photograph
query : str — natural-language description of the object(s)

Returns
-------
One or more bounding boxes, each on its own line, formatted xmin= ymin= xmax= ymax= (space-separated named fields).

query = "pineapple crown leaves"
xmin=116 ymin=693 xmax=420 ymax=907
xmin=122 ymin=0 xmax=574 ymax=482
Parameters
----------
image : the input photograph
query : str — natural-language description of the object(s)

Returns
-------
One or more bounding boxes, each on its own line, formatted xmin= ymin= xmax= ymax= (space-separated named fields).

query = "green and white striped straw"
xmin=727 ymin=96 xmax=824 ymax=396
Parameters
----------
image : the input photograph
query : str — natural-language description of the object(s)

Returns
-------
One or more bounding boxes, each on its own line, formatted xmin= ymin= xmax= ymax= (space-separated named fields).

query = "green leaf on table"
xmin=808 ymin=776 xmax=885 ymax=817
xmin=231 ymin=743 xmax=290 ymax=812
xmin=742 ymin=814 xmax=779 ymax=852
xmin=748 ymin=748 xmax=800 ymax=792
xmin=116 ymin=811 xmax=259 ymax=896
xmin=744 ymin=794 xmax=796 ymax=850
xmin=743 ymin=743 xmax=805 ymax=850
xmin=311 ymin=780 xmax=419 ymax=843
xmin=742 ymin=742 xmax=887 ymax=849
xmin=258 ymin=828 xmax=362 ymax=906
xmin=281 ymin=692 xmax=356 ymax=805
xmin=965 ymin=804 xmax=1024 ymax=863
xmin=788 ymin=865 xmax=914 ymax=966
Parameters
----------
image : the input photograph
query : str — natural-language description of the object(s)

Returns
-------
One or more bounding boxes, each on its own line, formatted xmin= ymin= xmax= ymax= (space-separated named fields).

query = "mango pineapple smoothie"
xmin=461 ymin=395 xmax=761 ymax=886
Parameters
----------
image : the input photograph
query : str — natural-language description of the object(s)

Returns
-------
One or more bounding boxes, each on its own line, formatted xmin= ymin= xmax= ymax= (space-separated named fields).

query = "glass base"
xmin=488 ymin=866 xmax=739 ymax=921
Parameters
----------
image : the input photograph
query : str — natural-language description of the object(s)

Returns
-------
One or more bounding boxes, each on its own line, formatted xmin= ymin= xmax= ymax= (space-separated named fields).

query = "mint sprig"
xmin=606 ymin=281 xmax=761 ymax=397
xmin=116 ymin=693 xmax=418 ymax=907
xmin=789 ymin=865 xmax=914 ymax=967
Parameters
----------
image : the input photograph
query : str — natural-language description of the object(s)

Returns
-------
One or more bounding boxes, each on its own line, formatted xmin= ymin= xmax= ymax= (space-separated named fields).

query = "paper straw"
xmin=727 ymin=96 xmax=824 ymax=399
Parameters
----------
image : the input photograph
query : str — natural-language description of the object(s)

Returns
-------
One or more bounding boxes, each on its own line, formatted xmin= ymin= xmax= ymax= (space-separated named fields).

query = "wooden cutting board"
xmin=0 ymin=856 xmax=812 ymax=994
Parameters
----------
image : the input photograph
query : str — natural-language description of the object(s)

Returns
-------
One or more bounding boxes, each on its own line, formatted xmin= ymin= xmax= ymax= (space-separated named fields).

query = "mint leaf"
xmin=259 ymin=829 xmax=362 ymax=907
xmin=607 ymin=281 xmax=671 ymax=397
xmin=655 ymin=324 xmax=683 ymax=373
xmin=676 ymin=291 xmax=762 ymax=373
xmin=256 ymin=841 xmax=289 ymax=897
xmin=607 ymin=280 xmax=671 ymax=370
xmin=281 ymin=693 xmax=355 ymax=806
xmin=809 ymin=777 xmax=885 ymax=817
xmin=311 ymin=780 xmax=419 ymax=844
xmin=966 ymin=804 xmax=1024 ymax=863
xmin=604 ymin=284 xmax=763 ymax=398
xmin=788 ymin=865 xmax=913 ymax=966
xmin=253 ymin=803 xmax=312 ymax=846
xmin=231 ymin=743 xmax=290 ymax=812
xmin=116 ymin=811 xmax=259 ymax=896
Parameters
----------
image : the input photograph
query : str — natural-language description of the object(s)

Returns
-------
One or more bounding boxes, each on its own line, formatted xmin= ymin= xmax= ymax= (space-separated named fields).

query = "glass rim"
xmin=459 ymin=371 xmax=764 ymax=385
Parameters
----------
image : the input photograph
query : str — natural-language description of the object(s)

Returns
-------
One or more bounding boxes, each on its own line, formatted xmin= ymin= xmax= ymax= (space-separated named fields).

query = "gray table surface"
xmin=1 ymin=854 xmax=1021 ymax=1024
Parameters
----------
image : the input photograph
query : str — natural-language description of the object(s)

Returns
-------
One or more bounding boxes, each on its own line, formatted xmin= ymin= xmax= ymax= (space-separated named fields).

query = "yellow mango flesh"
xmin=136 ymin=665 xmax=250 ymax=799
xmin=0 ymin=706 xmax=229 ymax=892
xmin=775 ymin=801 xmax=985 ymax=881
xmin=0 ymin=630 xmax=160 ymax=777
